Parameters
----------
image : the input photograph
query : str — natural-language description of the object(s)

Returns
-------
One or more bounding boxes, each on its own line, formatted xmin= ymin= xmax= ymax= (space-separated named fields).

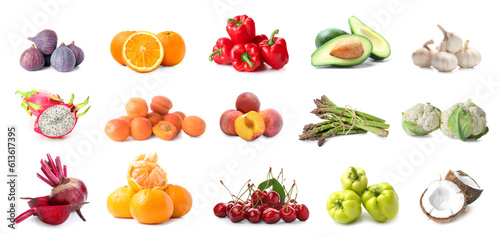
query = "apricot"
xmin=235 ymin=92 xmax=260 ymax=113
xmin=234 ymin=111 xmax=265 ymax=141
xmin=118 ymin=115 xmax=133 ymax=126
xmin=260 ymin=109 xmax=283 ymax=137
xmin=130 ymin=117 xmax=152 ymax=140
xmin=105 ymin=119 xmax=130 ymax=141
xmin=220 ymin=109 xmax=243 ymax=136
xmin=146 ymin=112 xmax=162 ymax=126
xmin=153 ymin=121 xmax=177 ymax=141
xmin=150 ymin=96 xmax=173 ymax=115
xmin=163 ymin=113 xmax=183 ymax=135
xmin=182 ymin=116 xmax=206 ymax=137
xmin=126 ymin=97 xmax=148 ymax=118
xmin=173 ymin=111 xmax=186 ymax=121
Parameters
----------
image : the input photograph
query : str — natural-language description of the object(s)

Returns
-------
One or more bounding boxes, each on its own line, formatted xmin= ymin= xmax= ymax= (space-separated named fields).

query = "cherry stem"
xmin=220 ymin=180 xmax=235 ymax=203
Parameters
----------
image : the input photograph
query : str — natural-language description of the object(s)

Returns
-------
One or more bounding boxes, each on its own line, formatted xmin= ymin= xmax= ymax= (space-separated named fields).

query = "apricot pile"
xmin=220 ymin=92 xmax=283 ymax=141
xmin=105 ymin=96 xmax=205 ymax=141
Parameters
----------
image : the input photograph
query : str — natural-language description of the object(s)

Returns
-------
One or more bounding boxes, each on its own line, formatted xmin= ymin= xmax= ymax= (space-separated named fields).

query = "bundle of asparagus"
xmin=299 ymin=95 xmax=390 ymax=147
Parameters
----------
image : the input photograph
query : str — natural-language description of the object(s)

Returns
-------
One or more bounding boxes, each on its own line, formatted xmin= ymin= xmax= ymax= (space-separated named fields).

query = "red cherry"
xmin=251 ymin=190 xmax=267 ymax=205
xmin=280 ymin=205 xmax=297 ymax=222
xmin=266 ymin=191 xmax=281 ymax=207
xmin=226 ymin=203 xmax=235 ymax=216
xmin=262 ymin=208 xmax=281 ymax=224
xmin=247 ymin=208 xmax=262 ymax=223
xmin=237 ymin=200 xmax=244 ymax=206
xmin=213 ymin=202 xmax=228 ymax=217
xmin=257 ymin=203 xmax=269 ymax=216
xmin=289 ymin=203 xmax=297 ymax=210
xmin=296 ymin=204 xmax=309 ymax=221
xmin=243 ymin=204 xmax=251 ymax=213
xmin=228 ymin=204 xmax=246 ymax=223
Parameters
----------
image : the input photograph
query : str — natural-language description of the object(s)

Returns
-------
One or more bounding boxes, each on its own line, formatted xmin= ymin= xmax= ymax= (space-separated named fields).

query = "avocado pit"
xmin=329 ymin=38 xmax=364 ymax=59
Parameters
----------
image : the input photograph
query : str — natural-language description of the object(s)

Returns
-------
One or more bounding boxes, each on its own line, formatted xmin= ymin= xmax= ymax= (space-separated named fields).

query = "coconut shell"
xmin=419 ymin=185 xmax=466 ymax=223
xmin=445 ymin=170 xmax=483 ymax=204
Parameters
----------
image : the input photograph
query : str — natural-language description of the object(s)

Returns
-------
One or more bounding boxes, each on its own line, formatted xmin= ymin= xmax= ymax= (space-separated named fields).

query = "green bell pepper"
xmin=341 ymin=167 xmax=368 ymax=195
xmin=326 ymin=190 xmax=362 ymax=224
xmin=361 ymin=182 xmax=399 ymax=222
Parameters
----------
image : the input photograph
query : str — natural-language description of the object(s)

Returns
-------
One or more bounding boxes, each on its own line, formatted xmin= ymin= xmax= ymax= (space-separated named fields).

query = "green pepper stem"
xmin=349 ymin=167 xmax=359 ymax=180
xmin=208 ymin=47 xmax=222 ymax=62
xmin=241 ymin=52 xmax=254 ymax=68
xmin=267 ymin=29 xmax=280 ymax=46
xmin=227 ymin=18 xmax=243 ymax=27
xmin=334 ymin=199 xmax=343 ymax=209
xmin=371 ymin=188 xmax=382 ymax=197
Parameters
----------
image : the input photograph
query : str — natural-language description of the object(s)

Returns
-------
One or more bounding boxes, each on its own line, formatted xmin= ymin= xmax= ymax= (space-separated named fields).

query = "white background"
xmin=1 ymin=0 xmax=499 ymax=236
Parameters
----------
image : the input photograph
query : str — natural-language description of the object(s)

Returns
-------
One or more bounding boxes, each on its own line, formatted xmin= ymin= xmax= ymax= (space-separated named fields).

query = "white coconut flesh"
xmin=421 ymin=180 xmax=465 ymax=218
xmin=37 ymin=105 xmax=76 ymax=137
xmin=453 ymin=171 xmax=480 ymax=189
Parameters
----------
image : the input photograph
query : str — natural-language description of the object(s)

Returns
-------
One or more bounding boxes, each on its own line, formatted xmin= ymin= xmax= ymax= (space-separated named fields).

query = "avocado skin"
xmin=348 ymin=16 xmax=391 ymax=60
xmin=311 ymin=34 xmax=373 ymax=67
xmin=315 ymin=28 xmax=348 ymax=48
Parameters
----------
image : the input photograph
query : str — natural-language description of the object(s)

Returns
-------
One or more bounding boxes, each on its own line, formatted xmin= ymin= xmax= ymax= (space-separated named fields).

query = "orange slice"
xmin=127 ymin=153 xmax=167 ymax=191
xmin=122 ymin=31 xmax=164 ymax=73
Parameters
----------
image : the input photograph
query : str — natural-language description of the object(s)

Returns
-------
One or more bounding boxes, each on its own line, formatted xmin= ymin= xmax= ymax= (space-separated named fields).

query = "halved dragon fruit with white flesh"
xmin=17 ymin=90 xmax=90 ymax=138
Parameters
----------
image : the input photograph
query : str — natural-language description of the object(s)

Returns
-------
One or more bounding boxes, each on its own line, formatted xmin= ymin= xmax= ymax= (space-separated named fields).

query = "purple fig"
xmin=44 ymin=54 xmax=51 ymax=66
xmin=51 ymin=42 xmax=76 ymax=72
xmin=20 ymin=45 xmax=45 ymax=71
xmin=66 ymin=41 xmax=84 ymax=66
xmin=28 ymin=29 xmax=57 ymax=55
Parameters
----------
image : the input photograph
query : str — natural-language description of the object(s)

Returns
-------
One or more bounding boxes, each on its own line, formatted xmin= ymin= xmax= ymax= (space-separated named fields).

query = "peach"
xmin=173 ymin=111 xmax=186 ymax=121
xmin=235 ymin=92 xmax=260 ymax=114
xmin=150 ymin=96 xmax=173 ymax=115
xmin=126 ymin=97 xmax=148 ymax=118
xmin=182 ymin=116 xmax=206 ymax=137
xmin=146 ymin=112 xmax=162 ymax=126
xmin=234 ymin=111 xmax=265 ymax=141
xmin=153 ymin=121 xmax=177 ymax=141
xmin=163 ymin=113 xmax=183 ymax=135
xmin=220 ymin=109 xmax=243 ymax=136
xmin=118 ymin=115 xmax=133 ymax=126
xmin=130 ymin=117 xmax=152 ymax=140
xmin=260 ymin=109 xmax=283 ymax=137
xmin=105 ymin=119 xmax=130 ymax=141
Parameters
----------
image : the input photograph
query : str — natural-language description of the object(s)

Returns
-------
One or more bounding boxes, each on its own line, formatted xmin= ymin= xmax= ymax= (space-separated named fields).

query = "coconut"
xmin=420 ymin=180 xmax=467 ymax=223
xmin=445 ymin=170 xmax=483 ymax=204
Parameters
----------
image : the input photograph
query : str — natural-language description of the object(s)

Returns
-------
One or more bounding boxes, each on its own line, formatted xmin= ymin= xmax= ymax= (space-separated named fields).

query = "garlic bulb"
xmin=455 ymin=40 xmax=481 ymax=68
xmin=412 ymin=39 xmax=435 ymax=67
xmin=431 ymin=42 xmax=458 ymax=72
xmin=437 ymin=25 xmax=463 ymax=53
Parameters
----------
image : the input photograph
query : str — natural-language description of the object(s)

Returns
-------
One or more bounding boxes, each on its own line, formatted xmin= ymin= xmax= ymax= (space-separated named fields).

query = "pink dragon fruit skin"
xmin=17 ymin=90 xmax=90 ymax=138
xmin=16 ymin=90 xmax=64 ymax=117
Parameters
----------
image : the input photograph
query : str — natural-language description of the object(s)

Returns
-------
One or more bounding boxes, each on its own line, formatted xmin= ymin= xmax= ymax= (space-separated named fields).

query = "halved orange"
xmin=127 ymin=153 xmax=167 ymax=191
xmin=122 ymin=31 xmax=164 ymax=73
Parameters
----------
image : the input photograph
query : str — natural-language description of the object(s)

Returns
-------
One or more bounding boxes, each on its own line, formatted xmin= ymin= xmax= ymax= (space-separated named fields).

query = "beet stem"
xmin=63 ymin=165 xmax=67 ymax=178
xmin=55 ymin=156 xmax=64 ymax=179
xmin=37 ymin=173 xmax=53 ymax=186
xmin=40 ymin=161 xmax=60 ymax=186
xmin=76 ymin=209 xmax=86 ymax=222
xmin=40 ymin=164 xmax=56 ymax=186
xmin=14 ymin=208 xmax=36 ymax=224
xmin=47 ymin=154 xmax=61 ymax=180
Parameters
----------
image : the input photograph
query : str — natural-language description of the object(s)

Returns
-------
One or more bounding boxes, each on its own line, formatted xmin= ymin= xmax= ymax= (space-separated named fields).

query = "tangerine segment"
xmin=122 ymin=31 xmax=164 ymax=73
xmin=127 ymin=153 xmax=167 ymax=191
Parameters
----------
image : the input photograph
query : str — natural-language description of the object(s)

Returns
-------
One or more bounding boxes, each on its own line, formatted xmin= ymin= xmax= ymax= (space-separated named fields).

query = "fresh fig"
xmin=20 ymin=45 xmax=45 ymax=71
xmin=43 ymin=54 xmax=51 ymax=66
xmin=66 ymin=41 xmax=84 ymax=66
xmin=51 ymin=42 xmax=76 ymax=72
xmin=28 ymin=29 xmax=58 ymax=55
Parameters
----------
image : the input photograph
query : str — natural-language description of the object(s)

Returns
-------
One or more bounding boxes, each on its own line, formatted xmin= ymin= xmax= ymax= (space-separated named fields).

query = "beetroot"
xmin=17 ymin=90 xmax=90 ymax=138
xmin=15 ymin=154 xmax=88 ymax=225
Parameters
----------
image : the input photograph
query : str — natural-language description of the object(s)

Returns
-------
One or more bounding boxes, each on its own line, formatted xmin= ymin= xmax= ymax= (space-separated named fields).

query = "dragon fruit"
xmin=16 ymin=90 xmax=90 ymax=138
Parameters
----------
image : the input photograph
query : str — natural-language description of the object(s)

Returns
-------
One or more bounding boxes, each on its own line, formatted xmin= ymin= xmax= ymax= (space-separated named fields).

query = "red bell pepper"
xmin=252 ymin=34 xmax=268 ymax=45
xmin=230 ymin=43 xmax=261 ymax=72
xmin=259 ymin=29 xmax=289 ymax=70
xmin=209 ymin=37 xmax=235 ymax=64
xmin=226 ymin=15 xmax=256 ymax=44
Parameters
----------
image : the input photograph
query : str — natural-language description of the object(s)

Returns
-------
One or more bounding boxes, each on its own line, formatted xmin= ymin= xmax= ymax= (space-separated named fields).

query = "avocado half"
xmin=311 ymin=34 xmax=372 ymax=67
xmin=348 ymin=16 xmax=391 ymax=60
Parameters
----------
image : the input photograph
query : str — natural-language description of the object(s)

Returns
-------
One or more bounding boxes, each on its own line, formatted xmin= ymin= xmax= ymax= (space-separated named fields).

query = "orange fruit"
xmin=107 ymin=186 xmax=137 ymax=218
xmin=110 ymin=31 xmax=136 ymax=65
xmin=156 ymin=31 xmax=186 ymax=66
xmin=129 ymin=188 xmax=173 ymax=224
xmin=122 ymin=31 xmax=164 ymax=73
xmin=165 ymin=184 xmax=192 ymax=218
xmin=127 ymin=153 xmax=167 ymax=191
